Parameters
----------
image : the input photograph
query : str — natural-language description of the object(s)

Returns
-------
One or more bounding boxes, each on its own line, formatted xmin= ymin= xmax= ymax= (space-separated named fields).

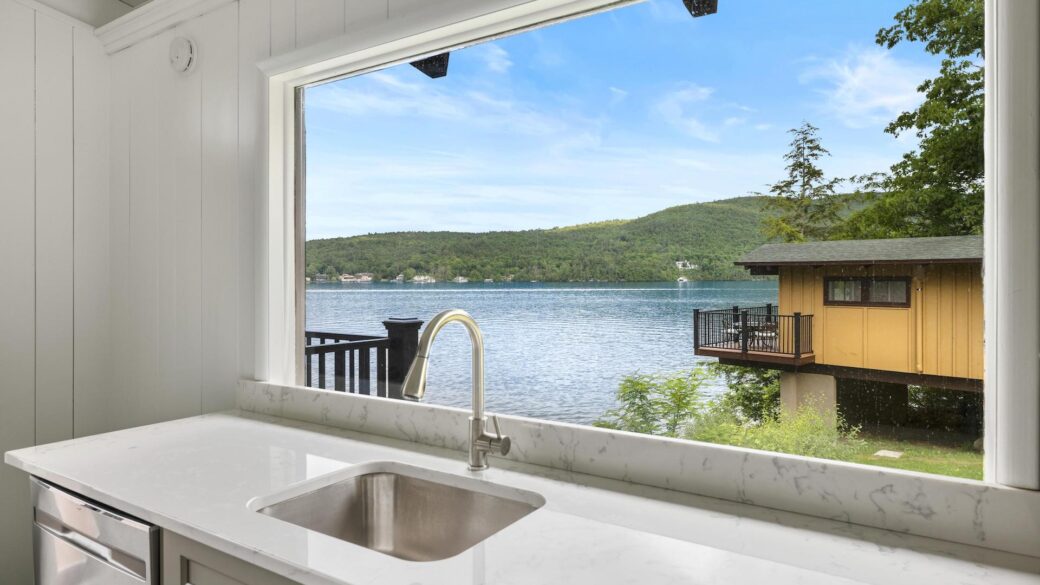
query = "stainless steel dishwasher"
xmin=31 ymin=476 xmax=159 ymax=584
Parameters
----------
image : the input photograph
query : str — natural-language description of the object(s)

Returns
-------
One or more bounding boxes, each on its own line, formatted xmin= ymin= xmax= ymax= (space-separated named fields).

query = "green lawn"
xmin=845 ymin=437 xmax=983 ymax=480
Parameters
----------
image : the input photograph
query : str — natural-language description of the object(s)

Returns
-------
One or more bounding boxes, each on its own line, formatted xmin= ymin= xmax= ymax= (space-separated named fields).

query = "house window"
xmin=289 ymin=0 xmax=992 ymax=483
xmin=824 ymin=278 xmax=910 ymax=307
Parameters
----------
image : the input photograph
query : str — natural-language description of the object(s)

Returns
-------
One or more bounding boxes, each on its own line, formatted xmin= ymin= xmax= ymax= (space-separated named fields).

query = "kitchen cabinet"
xmin=162 ymin=531 xmax=299 ymax=585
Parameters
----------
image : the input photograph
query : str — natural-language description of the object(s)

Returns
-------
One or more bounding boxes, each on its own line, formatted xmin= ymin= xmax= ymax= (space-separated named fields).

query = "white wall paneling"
xmin=199 ymin=2 xmax=241 ymax=413
xmin=126 ymin=34 xmax=161 ymax=426
xmin=34 ymin=12 xmax=75 ymax=446
xmin=345 ymin=0 xmax=387 ymax=30
xmin=107 ymin=9 xmax=236 ymax=427
xmin=0 ymin=4 xmax=40 ymax=582
xmin=296 ymin=0 xmax=345 ymax=45
xmin=109 ymin=47 xmax=133 ymax=432
xmin=160 ymin=18 xmax=203 ymax=421
xmin=72 ymin=24 xmax=113 ymax=437
xmin=270 ymin=0 xmax=297 ymax=55
xmin=240 ymin=0 xmax=271 ymax=385
xmin=0 ymin=1 xmax=111 ymax=580
xmin=103 ymin=0 xmax=405 ymax=429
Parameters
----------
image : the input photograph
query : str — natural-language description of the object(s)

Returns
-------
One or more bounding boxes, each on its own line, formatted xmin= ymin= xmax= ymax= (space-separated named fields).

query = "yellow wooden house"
xmin=694 ymin=236 xmax=983 ymax=414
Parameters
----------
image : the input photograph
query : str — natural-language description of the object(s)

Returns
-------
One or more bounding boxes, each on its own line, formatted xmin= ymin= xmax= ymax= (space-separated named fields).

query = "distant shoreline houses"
xmin=339 ymin=273 xmax=374 ymax=283
xmin=306 ymin=261 xmax=714 ymax=284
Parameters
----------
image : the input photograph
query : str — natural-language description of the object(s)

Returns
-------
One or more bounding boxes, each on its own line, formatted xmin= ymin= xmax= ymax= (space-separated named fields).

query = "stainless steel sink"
xmin=253 ymin=462 xmax=544 ymax=562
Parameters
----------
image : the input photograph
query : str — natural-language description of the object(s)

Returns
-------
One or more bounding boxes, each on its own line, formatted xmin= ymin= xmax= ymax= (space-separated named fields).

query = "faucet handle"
xmin=486 ymin=415 xmax=511 ymax=457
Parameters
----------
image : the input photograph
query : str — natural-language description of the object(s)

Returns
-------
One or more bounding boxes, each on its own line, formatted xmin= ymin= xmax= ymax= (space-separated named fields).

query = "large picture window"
xmin=291 ymin=0 xmax=991 ymax=482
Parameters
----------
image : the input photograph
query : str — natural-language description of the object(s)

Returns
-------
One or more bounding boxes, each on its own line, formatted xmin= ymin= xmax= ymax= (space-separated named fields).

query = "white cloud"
xmin=723 ymin=117 xmax=746 ymax=127
xmin=802 ymin=46 xmax=933 ymax=128
xmin=609 ymin=86 xmax=629 ymax=104
xmin=307 ymin=71 xmax=578 ymax=137
xmin=654 ymin=84 xmax=720 ymax=142
xmin=480 ymin=44 xmax=513 ymax=73
xmin=753 ymin=123 xmax=773 ymax=131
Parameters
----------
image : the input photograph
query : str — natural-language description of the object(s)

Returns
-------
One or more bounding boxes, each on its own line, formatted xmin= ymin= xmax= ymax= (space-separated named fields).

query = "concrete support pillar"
xmin=780 ymin=372 xmax=837 ymax=421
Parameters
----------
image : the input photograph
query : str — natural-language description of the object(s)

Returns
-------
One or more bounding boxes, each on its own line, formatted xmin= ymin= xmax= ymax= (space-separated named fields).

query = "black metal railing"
xmin=305 ymin=318 xmax=423 ymax=399
xmin=694 ymin=305 xmax=812 ymax=358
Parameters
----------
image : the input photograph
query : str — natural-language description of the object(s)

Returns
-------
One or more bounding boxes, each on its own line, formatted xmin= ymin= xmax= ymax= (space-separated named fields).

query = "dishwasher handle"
xmin=35 ymin=515 xmax=148 ymax=580
xmin=31 ymin=477 xmax=158 ymax=584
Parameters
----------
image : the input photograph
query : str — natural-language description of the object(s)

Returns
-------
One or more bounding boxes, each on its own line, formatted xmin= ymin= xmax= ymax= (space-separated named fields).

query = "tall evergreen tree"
xmin=762 ymin=122 xmax=844 ymax=242
xmin=840 ymin=0 xmax=983 ymax=238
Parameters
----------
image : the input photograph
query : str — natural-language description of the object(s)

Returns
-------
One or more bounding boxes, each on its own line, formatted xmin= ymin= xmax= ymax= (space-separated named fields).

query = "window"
xmin=288 ymin=0 xmax=993 ymax=483
xmin=824 ymin=278 xmax=910 ymax=307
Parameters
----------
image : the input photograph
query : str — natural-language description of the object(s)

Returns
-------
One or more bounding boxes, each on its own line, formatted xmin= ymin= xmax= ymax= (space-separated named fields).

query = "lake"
xmin=306 ymin=280 xmax=779 ymax=425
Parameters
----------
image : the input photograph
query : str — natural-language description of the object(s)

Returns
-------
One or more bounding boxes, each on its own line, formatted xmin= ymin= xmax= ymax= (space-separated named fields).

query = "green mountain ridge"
xmin=306 ymin=196 xmax=773 ymax=282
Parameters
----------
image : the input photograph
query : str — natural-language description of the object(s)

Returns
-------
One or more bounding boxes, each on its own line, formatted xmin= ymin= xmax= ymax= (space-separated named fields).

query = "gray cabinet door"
xmin=162 ymin=531 xmax=300 ymax=585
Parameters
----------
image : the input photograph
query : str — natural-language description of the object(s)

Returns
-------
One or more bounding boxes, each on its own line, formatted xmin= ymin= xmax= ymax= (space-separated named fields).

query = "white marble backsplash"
xmin=238 ymin=380 xmax=1040 ymax=558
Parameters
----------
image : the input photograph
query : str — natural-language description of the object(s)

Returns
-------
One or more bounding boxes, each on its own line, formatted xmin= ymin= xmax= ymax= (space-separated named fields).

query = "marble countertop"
xmin=6 ymin=411 xmax=1040 ymax=585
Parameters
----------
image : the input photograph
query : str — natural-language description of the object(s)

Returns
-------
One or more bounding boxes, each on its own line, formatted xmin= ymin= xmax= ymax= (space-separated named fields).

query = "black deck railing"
xmin=694 ymin=305 xmax=812 ymax=358
xmin=305 ymin=318 xmax=423 ymax=399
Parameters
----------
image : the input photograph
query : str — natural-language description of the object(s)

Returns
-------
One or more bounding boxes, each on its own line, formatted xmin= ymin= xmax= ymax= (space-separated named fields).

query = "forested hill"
xmin=305 ymin=196 xmax=773 ymax=282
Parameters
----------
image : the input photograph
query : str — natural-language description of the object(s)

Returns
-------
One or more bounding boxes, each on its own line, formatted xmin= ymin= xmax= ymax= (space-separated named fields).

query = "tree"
xmin=840 ymin=0 xmax=983 ymax=238
xmin=762 ymin=122 xmax=845 ymax=242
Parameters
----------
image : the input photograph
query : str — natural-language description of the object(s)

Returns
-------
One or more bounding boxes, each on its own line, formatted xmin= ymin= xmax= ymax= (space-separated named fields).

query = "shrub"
xmin=598 ymin=367 xmax=863 ymax=461
xmin=707 ymin=363 xmax=780 ymax=423
xmin=594 ymin=367 xmax=709 ymax=438
xmin=687 ymin=402 xmax=865 ymax=460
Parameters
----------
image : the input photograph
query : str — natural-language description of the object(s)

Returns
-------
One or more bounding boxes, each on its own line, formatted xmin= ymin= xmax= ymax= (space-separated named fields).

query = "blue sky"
xmin=305 ymin=0 xmax=940 ymax=239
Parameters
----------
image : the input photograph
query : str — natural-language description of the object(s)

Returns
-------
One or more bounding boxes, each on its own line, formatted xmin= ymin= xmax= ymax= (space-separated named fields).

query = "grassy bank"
xmin=847 ymin=435 xmax=982 ymax=479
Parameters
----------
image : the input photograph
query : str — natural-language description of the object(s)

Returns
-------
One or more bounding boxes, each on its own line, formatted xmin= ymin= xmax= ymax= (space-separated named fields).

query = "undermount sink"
xmin=251 ymin=461 xmax=544 ymax=562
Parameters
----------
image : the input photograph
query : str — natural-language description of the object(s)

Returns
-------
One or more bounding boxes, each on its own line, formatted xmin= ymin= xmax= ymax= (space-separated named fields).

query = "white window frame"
xmin=260 ymin=0 xmax=1040 ymax=491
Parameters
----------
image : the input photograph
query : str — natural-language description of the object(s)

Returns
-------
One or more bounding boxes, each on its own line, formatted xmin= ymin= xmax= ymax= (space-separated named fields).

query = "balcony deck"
xmin=694 ymin=305 xmax=814 ymax=367
xmin=695 ymin=345 xmax=816 ymax=366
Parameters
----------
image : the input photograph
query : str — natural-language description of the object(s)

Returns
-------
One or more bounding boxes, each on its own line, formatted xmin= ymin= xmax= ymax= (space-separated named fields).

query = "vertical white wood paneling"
xmin=127 ymin=35 xmax=161 ymax=426
xmin=240 ymin=0 xmax=272 ymax=382
xmin=108 ymin=48 xmax=132 ymax=432
xmin=0 ymin=3 xmax=38 ymax=582
xmin=200 ymin=3 xmax=242 ymax=412
xmin=170 ymin=24 xmax=205 ymax=420
xmin=345 ymin=0 xmax=387 ymax=31
xmin=72 ymin=25 xmax=113 ymax=437
xmin=34 ymin=13 xmax=75 ymax=445
xmin=152 ymin=30 xmax=177 ymax=421
xmin=270 ymin=0 xmax=296 ymax=55
xmin=296 ymin=0 xmax=345 ymax=45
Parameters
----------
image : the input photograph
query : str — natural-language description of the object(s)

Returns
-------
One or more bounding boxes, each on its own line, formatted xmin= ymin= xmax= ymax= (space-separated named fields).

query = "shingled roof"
xmin=736 ymin=235 xmax=983 ymax=267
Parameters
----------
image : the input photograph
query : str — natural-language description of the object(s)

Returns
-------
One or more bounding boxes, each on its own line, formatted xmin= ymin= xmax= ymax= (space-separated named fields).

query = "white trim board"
xmin=984 ymin=0 xmax=1040 ymax=489
xmin=95 ymin=0 xmax=233 ymax=53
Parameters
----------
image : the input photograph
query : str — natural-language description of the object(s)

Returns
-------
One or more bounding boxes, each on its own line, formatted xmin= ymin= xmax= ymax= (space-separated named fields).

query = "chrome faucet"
xmin=401 ymin=309 xmax=511 ymax=471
